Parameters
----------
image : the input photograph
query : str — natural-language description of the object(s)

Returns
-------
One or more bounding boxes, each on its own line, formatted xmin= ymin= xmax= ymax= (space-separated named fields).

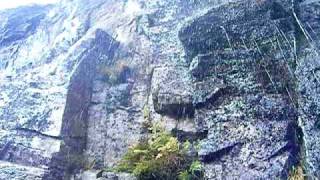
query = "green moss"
xmin=189 ymin=161 xmax=202 ymax=175
xmin=108 ymin=124 xmax=204 ymax=180
xmin=178 ymin=170 xmax=190 ymax=180
xmin=182 ymin=140 xmax=191 ymax=152
xmin=178 ymin=161 xmax=204 ymax=180
xmin=194 ymin=140 xmax=201 ymax=152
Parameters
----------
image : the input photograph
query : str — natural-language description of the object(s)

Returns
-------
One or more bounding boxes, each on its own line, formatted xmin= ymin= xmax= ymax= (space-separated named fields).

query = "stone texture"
xmin=296 ymin=0 xmax=320 ymax=178
xmin=0 ymin=161 xmax=45 ymax=180
xmin=179 ymin=0 xmax=300 ymax=179
xmin=0 ymin=0 xmax=320 ymax=179
xmin=151 ymin=66 xmax=194 ymax=117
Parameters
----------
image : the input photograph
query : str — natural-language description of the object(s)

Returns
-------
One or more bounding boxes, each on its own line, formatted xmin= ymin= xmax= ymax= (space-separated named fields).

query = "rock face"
xmin=0 ymin=0 xmax=320 ymax=179
xmin=296 ymin=0 xmax=320 ymax=177
xmin=179 ymin=1 xmax=299 ymax=179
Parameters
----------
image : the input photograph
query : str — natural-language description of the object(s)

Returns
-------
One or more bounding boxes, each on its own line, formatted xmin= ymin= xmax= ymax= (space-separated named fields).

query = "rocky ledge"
xmin=0 ymin=0 xmax=320 ymax=179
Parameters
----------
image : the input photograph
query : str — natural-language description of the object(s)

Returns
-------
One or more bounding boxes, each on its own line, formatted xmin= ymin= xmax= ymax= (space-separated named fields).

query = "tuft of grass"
xmin=288 ymin=165 xmax=304 ymax=180
xmin=178 ymin=161 xmax=203 ymax=180
xmin=106 ymin=124 xmax=204 ymax=180
xmin=178 ymin=170 xmax=190 ymax=180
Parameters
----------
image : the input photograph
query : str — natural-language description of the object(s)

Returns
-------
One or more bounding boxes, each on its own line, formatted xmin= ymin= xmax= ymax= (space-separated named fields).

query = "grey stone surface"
xmin=0 ymin=0 xmax=320 ymax=179
xmin=179 ymin=1 xmax=299 ymax=179
xmin=0 ymin=161 xmax=44 ymax=180
xmin=296 ymin=0 xmax=320 ymax=178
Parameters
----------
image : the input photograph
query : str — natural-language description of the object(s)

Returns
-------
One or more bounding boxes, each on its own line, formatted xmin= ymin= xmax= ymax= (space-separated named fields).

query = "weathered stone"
xmin=179 ymin=1 xmax=299 ymax=178
xmin=0 ymin=161 xmax=45 ymax=180
xmin=0 ymin=0 xmax=320 ymax=179
xmin=151 ymin=66 xmax=194 ymax=117
xmin=179 ymin=0 xmax=294 ymax=60
xmin=296 ymin=0 xmax=320 ymax=177
xmin=100 ymin=172 xmax=136 ymax=180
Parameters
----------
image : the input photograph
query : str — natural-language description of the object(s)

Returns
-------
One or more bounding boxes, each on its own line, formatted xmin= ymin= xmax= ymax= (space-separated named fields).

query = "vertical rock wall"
xmin=296 ymin=0 xmax=320 ymax=177
xmin=0 ymin=0 xmax=320 ymax=179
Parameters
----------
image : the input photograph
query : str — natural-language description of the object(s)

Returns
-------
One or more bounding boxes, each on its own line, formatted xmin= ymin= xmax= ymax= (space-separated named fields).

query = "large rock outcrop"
xmin=296 ymin=0 xmax=320 ymax=177
xmin=0 ymin=0 xmax=320 ymax=179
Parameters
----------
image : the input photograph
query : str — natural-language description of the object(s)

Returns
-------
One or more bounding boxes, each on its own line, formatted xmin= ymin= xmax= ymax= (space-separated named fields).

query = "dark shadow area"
xmin=43 ymin=29 xmax=119 ymax=180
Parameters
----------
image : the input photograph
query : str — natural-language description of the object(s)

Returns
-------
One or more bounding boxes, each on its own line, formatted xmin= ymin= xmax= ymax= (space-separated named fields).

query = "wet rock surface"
xmin=0 ymin=0 xmax=319 ymax=179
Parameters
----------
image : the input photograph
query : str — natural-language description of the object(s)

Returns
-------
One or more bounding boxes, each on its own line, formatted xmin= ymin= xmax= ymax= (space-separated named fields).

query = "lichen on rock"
xmin=0 ymin=0 xmax=320 ymax=179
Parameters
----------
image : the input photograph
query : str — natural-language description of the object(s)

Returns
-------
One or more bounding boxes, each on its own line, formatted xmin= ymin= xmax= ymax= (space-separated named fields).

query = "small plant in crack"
xmin=99 ymin=123 xmax=204 ymax=180
xmin=288 ymin=165 xmax=304 ymax=180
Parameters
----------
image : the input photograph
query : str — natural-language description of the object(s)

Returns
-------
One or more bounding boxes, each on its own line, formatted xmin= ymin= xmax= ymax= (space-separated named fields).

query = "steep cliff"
xmin=0 ymin=0 xmax=319 ymax=179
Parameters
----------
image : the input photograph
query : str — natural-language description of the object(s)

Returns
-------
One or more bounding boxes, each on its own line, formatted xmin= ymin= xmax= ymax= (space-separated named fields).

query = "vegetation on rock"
xmin=106 ymin=124 xmax=203 ymax=180
xmin=288 ymin=165 xmax=304 ymax=180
